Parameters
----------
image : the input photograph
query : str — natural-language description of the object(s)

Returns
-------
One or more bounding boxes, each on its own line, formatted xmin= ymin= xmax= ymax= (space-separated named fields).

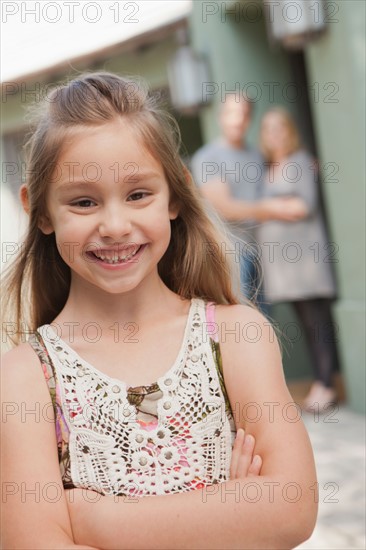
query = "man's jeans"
xmin=240 ymin=252 xmax=269 ymax=316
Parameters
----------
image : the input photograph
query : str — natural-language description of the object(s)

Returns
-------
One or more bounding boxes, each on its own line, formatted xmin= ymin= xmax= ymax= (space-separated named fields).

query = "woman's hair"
xmin=2 ymin=71 xmax=248 ymax=347
xmin=260 ymin=106 xmax=301 ymax=162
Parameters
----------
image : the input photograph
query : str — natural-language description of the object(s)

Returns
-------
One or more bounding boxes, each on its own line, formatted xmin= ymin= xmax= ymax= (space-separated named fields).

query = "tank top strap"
xmin=27 ymin=331 xmax=70 ymax=443
xmin=204 ymin=301 xmax=223 ymax=375
xmin=28 ymin=331 xmax=58 ymax=395
xmin=205 ymin=301 xmax=219 ymax=342
xmin=202 ymin=300 xmax=233 ymax=421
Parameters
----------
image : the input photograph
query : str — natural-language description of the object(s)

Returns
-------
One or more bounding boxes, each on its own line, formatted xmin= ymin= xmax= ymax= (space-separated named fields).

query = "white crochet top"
xmin=28 ymin=298 xmax=237 ymax=497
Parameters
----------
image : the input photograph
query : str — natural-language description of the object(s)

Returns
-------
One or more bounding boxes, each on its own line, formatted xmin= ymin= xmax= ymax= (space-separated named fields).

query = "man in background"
xmin=191 ymin=94 xmax=304 ymax=310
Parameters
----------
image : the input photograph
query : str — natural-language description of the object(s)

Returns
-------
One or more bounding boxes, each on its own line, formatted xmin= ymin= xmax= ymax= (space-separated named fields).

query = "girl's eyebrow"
xmin=55 ymin=171 xmax=162 ymax=193
xmin=56 ymin=181 xmax=96 ymax=192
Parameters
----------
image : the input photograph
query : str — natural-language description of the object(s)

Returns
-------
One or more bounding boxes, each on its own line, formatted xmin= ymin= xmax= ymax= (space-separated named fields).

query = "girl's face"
xmin=261 ymin=112 xmax=291 ymax=156
xmin=40 ymin=120 xmax=179 ymax=295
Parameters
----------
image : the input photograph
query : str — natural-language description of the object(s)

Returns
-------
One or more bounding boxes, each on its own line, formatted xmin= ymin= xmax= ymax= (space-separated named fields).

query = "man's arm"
xmin=199 ymin=179 xmax=307 ymax=222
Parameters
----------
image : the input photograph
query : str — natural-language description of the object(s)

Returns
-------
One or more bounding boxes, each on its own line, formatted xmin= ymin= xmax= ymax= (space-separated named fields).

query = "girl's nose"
xmin=98 ymin=206 xmax=132 ymax=239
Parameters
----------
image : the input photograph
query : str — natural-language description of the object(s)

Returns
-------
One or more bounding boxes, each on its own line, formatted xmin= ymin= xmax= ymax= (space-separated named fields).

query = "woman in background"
xmin=257 ymin=107 xmax=340 ymax=412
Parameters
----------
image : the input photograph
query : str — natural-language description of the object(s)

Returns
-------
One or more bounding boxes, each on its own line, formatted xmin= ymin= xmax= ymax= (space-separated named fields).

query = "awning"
xmin=1 ymin=0 xmax=192 ymax=82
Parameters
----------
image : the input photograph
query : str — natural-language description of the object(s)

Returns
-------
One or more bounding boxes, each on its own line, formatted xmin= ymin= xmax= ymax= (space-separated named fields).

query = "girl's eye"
xmin=128 ymin=192 xmax=147 ymax=202
xmin=71 ymin=199 xmax=96 ymax=208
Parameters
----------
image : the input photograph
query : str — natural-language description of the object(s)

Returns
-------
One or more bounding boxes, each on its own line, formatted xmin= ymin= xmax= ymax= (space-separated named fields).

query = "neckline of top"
xmin=38 ymin=297 xmax=203 ymax=393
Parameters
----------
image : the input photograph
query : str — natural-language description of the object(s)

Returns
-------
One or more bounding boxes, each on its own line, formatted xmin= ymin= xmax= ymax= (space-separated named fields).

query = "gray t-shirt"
xmin=190 ymin=139 xmax=263 ymax=242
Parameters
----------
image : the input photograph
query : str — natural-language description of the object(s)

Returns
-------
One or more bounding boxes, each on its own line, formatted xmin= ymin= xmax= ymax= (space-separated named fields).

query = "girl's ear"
xmin=38 ymin=215 xmax=55 ymax=235
xmin=169 ymin=199 xmax=180 ymax=221
xmin=19 ymin=184 xmax=30 ymax=215
xmin=20 ymin=184 xmax=55 ymax=234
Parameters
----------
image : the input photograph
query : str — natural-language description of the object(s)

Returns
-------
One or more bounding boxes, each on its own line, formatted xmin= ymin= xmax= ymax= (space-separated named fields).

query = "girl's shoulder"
xmin=212 ymin=302 xmax=277 ymax=347
xmin=215 ymin=304 xmax=280 ymax=361
xmin=214 ymin=302 xmax=268 ymax=324
xmin=2 ymin=339 xmax=40 ymax=364
xmin=2 ymin=340 xmax=34 ymax=363
xmin=1 ymin=340 xmax=47 ymax=397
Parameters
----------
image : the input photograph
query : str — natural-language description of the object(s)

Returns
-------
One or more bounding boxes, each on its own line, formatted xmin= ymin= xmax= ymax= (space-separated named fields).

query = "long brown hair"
xmin=1 ymin=72 xmax=247 ymax=347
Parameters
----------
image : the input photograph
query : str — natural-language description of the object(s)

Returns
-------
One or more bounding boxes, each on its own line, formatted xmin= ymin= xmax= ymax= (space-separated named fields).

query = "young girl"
xmin=1 ymin=73 xmax=317 ymax=549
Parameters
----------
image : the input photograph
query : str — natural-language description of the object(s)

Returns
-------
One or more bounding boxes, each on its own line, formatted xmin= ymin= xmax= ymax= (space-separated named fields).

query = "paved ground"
xmin=296 ymin=406 xmax=365 ymax=549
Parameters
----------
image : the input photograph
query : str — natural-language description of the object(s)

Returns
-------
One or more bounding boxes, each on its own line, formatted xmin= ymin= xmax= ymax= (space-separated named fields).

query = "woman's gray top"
xmin=256 ymin=150 xmax=337 ymax=303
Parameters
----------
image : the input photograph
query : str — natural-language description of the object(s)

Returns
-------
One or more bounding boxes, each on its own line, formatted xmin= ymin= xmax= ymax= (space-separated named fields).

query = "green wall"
xmin=305 ymin=1 xmax=366 ymax=413
xmin=190 ymin=0 xmax=297 ymax=145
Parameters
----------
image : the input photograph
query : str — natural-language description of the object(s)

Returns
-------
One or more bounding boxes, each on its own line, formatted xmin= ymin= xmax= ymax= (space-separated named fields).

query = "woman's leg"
xmin=292 ymin=298 xmax=340 ymax=410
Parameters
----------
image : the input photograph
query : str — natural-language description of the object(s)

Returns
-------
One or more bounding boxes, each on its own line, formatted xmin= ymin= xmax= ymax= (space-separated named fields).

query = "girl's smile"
xmin=85 ymin=243 xmax=147 ymax=269
xmin=39 ymin=120 xmax=179 ymax=295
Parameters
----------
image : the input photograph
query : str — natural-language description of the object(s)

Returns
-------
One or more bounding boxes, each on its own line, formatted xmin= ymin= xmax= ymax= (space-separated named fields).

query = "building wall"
xmin=304 ymin=1 xmax=366 ymax=413
xmin=190 ymin=0 xmax=296 ymax=145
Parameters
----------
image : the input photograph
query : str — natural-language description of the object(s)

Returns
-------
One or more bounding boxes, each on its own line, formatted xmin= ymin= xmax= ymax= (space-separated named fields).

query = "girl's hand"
xmin=230 ymin=428 xmax=262 ymax=480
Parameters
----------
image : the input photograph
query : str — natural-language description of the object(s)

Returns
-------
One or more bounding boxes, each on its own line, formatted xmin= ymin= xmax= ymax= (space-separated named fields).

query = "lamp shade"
xmin=168 ymin=46 xmax=211 ymax=114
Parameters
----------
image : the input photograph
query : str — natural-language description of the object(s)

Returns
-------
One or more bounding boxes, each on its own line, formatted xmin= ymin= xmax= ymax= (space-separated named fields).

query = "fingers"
xmin=247 ymin=454 xmax=262 ymax=477
xmin=230 ymin=428 xmax=245 ymax=479
xmin=236 ymin=434 xmax=255 ymax=479
xmin=230 ymin=430 xmax=262 ymax=480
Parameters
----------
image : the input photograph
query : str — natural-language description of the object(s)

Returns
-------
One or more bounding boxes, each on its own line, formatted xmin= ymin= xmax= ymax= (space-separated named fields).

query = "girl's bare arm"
xmin=1 ymin=343 xmax=100 ymax=550
xmin=66 ymin=307 xmax=317 ymax=550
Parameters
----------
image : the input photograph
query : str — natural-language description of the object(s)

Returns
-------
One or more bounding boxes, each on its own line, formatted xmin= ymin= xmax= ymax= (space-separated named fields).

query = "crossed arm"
xmin=2 ymin=307 xmax=317 ymax=549
xmin=65 ymin=307 xmax=318 ymax=550
xmin=66 ymin=431 xmax=265 ymax=550
xmin=199 ymin=178 xmax=309 ymax=222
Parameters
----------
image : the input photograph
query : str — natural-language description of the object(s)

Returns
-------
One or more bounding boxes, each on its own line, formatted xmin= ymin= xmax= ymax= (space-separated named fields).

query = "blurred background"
xmin=1 ymin=1 xmax=365 ymax=547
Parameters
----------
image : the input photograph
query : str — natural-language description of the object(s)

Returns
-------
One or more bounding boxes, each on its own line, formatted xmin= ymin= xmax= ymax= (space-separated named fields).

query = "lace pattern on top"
xmin=27 ymin=299 xmax=236 ymax=496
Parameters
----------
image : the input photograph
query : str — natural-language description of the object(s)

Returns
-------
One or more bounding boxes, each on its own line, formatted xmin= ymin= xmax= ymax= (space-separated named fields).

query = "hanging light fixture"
xmin=167 ymin=28 xmax=212 ymax=115
xmin=264 ymin=0 xmax=327 ymax=50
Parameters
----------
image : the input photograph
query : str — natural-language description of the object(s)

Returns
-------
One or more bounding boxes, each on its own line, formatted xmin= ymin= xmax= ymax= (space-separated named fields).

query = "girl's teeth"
xmin=94 ymin=247 xmax=141 ymax=263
